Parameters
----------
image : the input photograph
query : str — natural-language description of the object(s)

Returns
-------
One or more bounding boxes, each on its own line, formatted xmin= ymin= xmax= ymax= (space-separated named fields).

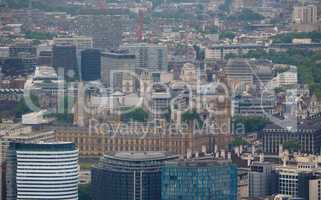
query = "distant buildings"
xmin=122 ymin=43 xmax=168 ymax=71
xmin=5 ymin=142 xmax=79 ymax=200
xmin=161 ymin=157 xmax=238 ymax=200
xmin=91 ymin=152 xmax=178 ymax=200
xmin=80 ymin=49 xmax=101 ymax=81
xmin=54 ymin=123 xmax=214 ymax=157
xmin=292 ymin=5 xmax=319 ymax=32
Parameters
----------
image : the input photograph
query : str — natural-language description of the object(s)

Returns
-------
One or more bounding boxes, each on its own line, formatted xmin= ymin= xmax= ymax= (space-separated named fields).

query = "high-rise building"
xmin=101 ymin=50 xmax=136 ymax=91
xmin=161 ymin=158 xmax=238 ymax=200
xmin=53 ymin=36 xmax=94 ymax=68
xmin=81 ymin=49 xmax=101 ymax=81
xmin=52 ymin=44 xmax=78 ymax=80
xmin=292 ymin=5 xmax=318 ymax=32
xmin=122 ymin=43 xmax=168 ymax=71
xmin=0 ymin=125 xmax=55 ymax=200
xmin=5 ymin=142 xmax=79 ymax=200
xmin=91 ymin=152 xmax=178 ymax=200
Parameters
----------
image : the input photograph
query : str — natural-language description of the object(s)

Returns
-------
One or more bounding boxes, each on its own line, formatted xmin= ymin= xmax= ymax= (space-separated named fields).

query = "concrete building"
xmin=249 ymin=162 xmax=275 ymax=198
xmin=224 ymin=59 xmax=253 ymax=93
xmin=146 ymin=84 xmax=171 ymax=120
xmin=232 ymin=95 xmax=274 ymax=117
xmin=101 ymin=50 xmax=136 ymax=91
xmin=309 ymin=178 xmax=321 ymax=200
xmin=292 ymin=5 xmax=319 ymax=32
xmin=92 ymin=152 xmax=178 ymax=200
xmin=122 ymin=43 xmax=168 ymax=71
xmin=5 ymin=142 xmax=79 ymax=200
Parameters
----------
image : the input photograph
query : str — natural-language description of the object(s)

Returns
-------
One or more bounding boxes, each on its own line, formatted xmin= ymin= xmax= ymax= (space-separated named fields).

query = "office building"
xmin=52 ymin=44 xmax=78 ymax=80
xmin=161 ymin=158 xmax=237 ymax=200
xmin=262 ymin=115 xmax=321 ymax=154
xmin=147 ymin=84 xmax=171 ymax=120
xmin=0 ymin=125 xmax=55 ymax=200
xmin=232 ymin=95 xmax=274 ymax=117
xmin=80 ymin=49 xmax=101 ymax=81
xmin=9 ymin=39 xmax=37 ymax=58
xmin=53 ymin=36 xmax=93 ymax=68
xmin=91 ymin=152 xmax=178 ymax=200
xmin=275 ymin=164 xmax=315 ymax=199
xmin=122 ymin=43 xmax=168 ymax=71
xmin=5 ymin=142 xmax=78 ymax=200
xmin=292 ymin=5 xmax=318 ymax=32
xmin=249 ymin=162 xmax=275 ymax=198
xmin=101 ymin=50 xmax=136 ymax=91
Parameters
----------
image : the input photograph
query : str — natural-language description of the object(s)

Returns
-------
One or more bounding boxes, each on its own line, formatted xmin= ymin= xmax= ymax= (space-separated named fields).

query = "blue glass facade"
xmin=161 ymin=161 xmax=237 ymax=200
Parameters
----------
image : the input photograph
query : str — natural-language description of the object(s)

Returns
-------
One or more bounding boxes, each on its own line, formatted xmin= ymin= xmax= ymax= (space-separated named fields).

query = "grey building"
xmin=262 ymin=115 xmax=321 ymax=154
xmin=249 ymin=162 xmax=275 ymax=198
xmin=122 ymin=43 xmax=168 ymax=71
xmin=232 ymin=95 xmax=274 ymax=117
xmin=101 ymin=50 xmax=136 ymax=91
xmin=224 ymin=59 xmax=253 ymax=92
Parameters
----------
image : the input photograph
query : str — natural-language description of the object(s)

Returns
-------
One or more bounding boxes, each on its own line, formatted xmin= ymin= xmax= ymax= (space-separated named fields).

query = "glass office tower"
xmin=161 ymin=159 xmax=237 ymax=200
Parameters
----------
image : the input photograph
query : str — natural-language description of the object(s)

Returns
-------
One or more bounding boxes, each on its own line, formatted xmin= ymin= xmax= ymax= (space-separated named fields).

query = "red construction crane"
xmin=136 ymin=10 xmax=144 ymax=41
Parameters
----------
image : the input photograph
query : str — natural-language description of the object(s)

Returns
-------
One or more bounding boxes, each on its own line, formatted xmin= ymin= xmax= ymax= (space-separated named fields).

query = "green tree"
xmin=231 ymin=137 xmax=249 ymax=146
xmin=15 ymin=95 xmax=40 ymax=118
xmin=182 ymin=109 xmax=203 ymax=127
xmin=79 ymin=184 xmax=91 ymax=200
xmin=121 ymin=107 xmax=149 ymax=122
xmin=233 ymin=116 xmax=269 ymax=133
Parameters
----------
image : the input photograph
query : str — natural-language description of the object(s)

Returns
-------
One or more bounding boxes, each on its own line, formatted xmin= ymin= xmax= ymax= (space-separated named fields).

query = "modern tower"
xmin=91 ymin=152 xmax=178 ymax=200
xmin=80 ymin=49 xmax=101 ymax=81
xmin=5 ymin=142 xmax=79 ymax=200
xmin=52 ymin=44 xmax=78 ymax=80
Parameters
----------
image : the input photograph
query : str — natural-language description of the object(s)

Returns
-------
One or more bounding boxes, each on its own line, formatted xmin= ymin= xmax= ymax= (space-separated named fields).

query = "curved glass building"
xmin=6 ymin=142 xmax=79 ymax=200
xmin=91 ymin=152 xmax=178 ymax=200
